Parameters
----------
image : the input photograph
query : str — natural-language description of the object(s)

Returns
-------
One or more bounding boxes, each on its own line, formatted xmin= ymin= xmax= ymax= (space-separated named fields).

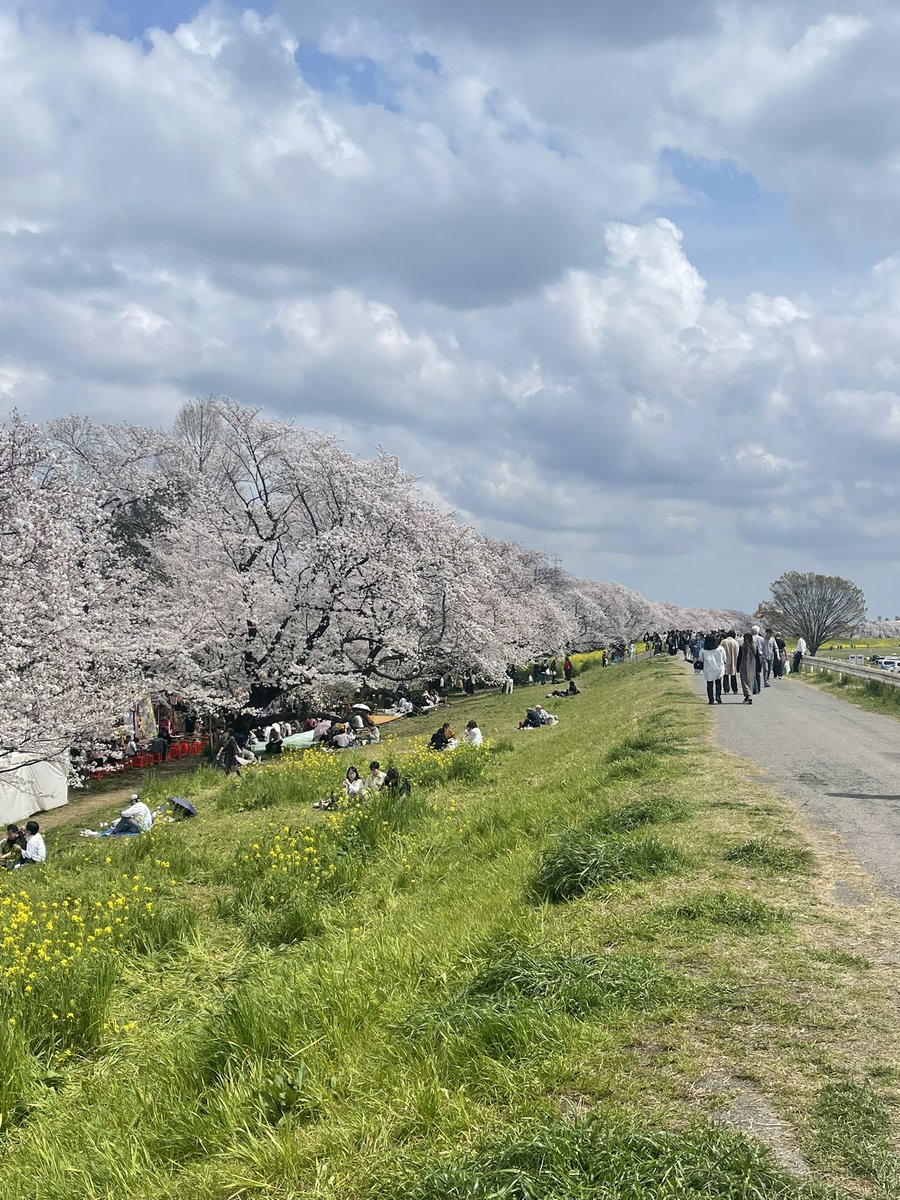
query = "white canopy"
xmin=0 ymin=754 xmax=68 ymax=826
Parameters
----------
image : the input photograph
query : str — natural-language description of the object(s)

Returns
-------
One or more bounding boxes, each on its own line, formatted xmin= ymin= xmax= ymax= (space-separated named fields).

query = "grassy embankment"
xmin=1 ymin=659 xmax=899 ymax=1198
xmin=799 ymin=667 xmax=900 ymax=722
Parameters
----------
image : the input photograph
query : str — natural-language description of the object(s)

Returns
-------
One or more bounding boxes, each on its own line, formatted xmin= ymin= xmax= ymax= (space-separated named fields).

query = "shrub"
xmin=529 ymin=833 xmax=687 ymax=904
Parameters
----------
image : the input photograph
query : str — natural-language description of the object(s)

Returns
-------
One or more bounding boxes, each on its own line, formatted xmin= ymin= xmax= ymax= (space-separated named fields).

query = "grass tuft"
xmin=379 ymin=1116 xmax=815 ymax=1200
xmin=529 ymin=832 xmax=687 ymax=904
xmin=814 ymin=1079 xmax=899 ymax=1184
xmin=661 ymin=890 xmax=784 ymax=932
xmin=724 ymin=839 xmax=814 ymax=873
xmin=463 ymin=939 xmax=678 ymax=1016
xmin=591 ymin=794 xmax=691 ymax=835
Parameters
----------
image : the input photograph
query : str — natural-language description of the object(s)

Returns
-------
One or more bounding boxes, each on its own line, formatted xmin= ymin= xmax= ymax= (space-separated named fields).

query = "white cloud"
xmin=2 ymin=1 xmax=900 ymax=612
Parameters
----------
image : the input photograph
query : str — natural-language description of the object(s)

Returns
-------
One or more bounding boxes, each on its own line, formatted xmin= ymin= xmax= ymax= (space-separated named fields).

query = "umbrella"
xmin=351 ymin=703 xmax=371 ymax=712
xmin=169 ymin=796 xmax=198 ymax=819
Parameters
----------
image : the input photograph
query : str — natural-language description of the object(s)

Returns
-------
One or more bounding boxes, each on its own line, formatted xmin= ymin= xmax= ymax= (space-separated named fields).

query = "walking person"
xmin=699 ymin=633 xmax=726 ymax=705
xmin=792 ymin=636 xmax=807 ymax=674
xmin=762 ymin=628 xmax=778 ymax=687
xmin=750 ymin=625 xmax=766 ymax=694
xmin=773 ymin=633 xmax=787 ymax=678
xmin=737 ymin=632 xmax=760 ymax=704
xmin=720 ymin=630 xmax=740 ymax=696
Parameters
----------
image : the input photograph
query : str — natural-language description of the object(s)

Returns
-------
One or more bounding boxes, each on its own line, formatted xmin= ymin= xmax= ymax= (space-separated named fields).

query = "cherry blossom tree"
xmin=3 ymin=398 xmax=754 ymax=752
xmin=0 ymin=416 xmax=155 ymax=772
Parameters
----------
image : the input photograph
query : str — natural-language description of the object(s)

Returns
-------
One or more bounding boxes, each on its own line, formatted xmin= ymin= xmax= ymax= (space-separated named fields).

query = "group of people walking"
xmin=696 ymin=627 xmax=805 ymax=705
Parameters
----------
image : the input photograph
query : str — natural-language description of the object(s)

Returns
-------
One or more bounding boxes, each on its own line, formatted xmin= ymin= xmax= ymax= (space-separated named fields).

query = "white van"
xmin=880 ymin=657 xmax=900 ymax=672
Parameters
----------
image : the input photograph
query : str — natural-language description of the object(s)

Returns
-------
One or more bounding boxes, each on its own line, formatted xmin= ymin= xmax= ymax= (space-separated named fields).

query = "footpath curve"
xmin=685 ymin=661 xmax=900 ymax=898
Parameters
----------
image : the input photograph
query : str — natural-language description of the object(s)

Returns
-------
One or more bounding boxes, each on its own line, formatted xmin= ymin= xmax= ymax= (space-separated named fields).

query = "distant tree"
xmin=756 ymin=572 xmax=867 ymax=655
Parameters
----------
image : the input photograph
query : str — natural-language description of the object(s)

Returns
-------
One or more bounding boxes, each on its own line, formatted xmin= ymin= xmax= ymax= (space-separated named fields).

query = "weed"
xmin=380 ymin=1117 xmax=817 ymax=1199
xmin=591 ymin=794 xmax=691 ymax=834
xmin=809 ymin=948 xmax=871 ymax=970
xmin=724 ymin=839 xmax=814 ymax=872
xmin=529 ymin=832 xmax=686 ymax=904
xmin=463 ymin=940 xmax=678 ymax=1016
xmin=814 ymin=1079 xmax=899 ymax=1184
xmin=243 ymin=897 xmax=323 ymax=948
xmin=661 ymin=891 xmax=783 ymax=932
xmin=127 ymin=901 xmax=198 ymax=954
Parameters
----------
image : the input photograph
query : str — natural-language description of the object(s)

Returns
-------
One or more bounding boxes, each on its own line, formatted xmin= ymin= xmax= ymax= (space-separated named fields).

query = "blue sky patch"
xmin=655 ymin=148 xmax=845 ymax=298
xmin=294 ymin=41 xmax=395 ymax=108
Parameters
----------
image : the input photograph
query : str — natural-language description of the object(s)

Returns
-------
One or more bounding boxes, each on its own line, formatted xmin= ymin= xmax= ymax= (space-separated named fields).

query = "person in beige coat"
xmin=720 ymin=630 xmax=740 ymax=696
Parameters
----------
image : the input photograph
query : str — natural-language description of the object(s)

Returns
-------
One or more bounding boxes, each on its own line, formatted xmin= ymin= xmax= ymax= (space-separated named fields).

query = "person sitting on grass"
xmin=16 ymin=821 xmax=46 ymax=867
xmin=429 ymin=722 xmax=457 ymax=751
xmin=383 ymin=767 xmax=412 ymax=796
xmin=115 ymin=794 xmax=154 ymax=834
xmin=314 ymin=766 xmax=363 ymax=810
xmin=463 ymin=720 xmax=483 ymax=747
xmin=265 ymin=726 xmax=283 ymax=755
xmin=396 ymin=696 xmax=414 ymax=715
xmin=236 ymin=740 xmax=257 ymax=767
xmin=330 ymin=723 xmax=355 ymax=749
xmin=519 ymin=704 xmax=557 ymax=729
xmin=0 ymin=823 xmax=26 ymax=868
xmin=365 ymin=761 xmax=386 ymax=791
xmin=342 ymin=767 xmax=366 ymax=799
xmin=83 ymin=793 xmax=154 ymax=838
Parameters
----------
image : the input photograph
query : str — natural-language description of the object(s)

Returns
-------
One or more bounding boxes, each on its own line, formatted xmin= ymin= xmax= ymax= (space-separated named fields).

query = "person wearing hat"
xmin=116 ymin=793 xmax=153 ymax=834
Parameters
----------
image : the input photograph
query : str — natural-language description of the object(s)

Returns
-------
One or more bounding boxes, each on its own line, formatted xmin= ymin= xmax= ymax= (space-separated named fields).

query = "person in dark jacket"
xmin=429 ymin=723 xmax=456 ymax=751
xmin=736 ymin=632 xmax=760 ymax=704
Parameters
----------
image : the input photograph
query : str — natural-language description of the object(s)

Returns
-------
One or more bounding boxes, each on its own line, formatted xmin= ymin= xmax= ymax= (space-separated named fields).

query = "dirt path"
xmin=686 ymin=663 xmax=900 ymax=898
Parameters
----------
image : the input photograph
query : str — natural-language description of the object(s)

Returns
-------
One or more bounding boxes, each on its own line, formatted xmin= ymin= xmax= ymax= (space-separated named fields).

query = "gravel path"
xmin=687 ymin=663 xmax=900 ymax=898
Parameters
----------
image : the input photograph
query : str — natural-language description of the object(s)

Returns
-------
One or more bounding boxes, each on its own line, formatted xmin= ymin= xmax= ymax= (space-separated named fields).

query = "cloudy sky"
xmin=3 ymin=0 xmax=900 ymax=614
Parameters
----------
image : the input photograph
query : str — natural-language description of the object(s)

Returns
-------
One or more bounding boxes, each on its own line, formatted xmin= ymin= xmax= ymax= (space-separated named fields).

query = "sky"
xmin=2 ymin=0 xmax=900 ymax=616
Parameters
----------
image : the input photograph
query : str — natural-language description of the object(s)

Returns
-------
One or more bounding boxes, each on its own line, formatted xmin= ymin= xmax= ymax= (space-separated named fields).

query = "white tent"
xmin=0 ymin=754 xmax=68 ymax=826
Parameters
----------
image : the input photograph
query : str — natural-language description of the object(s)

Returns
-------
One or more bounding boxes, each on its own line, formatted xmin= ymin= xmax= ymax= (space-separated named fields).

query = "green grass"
xmin=661 ymin=890 xmax=785 ymax=932
xmin=802 ymin=662 xmax=900 ymax=722
xmin=724 ymin=839 xmax=814 ymax=872
xmin=0 ymin=658 xmax=898 ymax=1198
xmin=529 ymin=831 xmax=688 ymax=904
xmin=814 ymin=1080 xmax=900 ymax=1186
xmin=379 ymin=1117 xmax=822 ymax=1200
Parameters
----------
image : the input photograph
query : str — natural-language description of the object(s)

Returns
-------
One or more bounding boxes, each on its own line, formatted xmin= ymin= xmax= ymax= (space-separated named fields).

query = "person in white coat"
xmin=793 ymin=636 xmax=807 ymax=674
xmin=699 ymin=633 xmax=726 ymax=705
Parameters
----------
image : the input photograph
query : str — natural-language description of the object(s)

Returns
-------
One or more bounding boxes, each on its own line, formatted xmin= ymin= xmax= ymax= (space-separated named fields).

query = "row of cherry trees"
xmin=1 ymin=399 xmax=745 ymax=769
